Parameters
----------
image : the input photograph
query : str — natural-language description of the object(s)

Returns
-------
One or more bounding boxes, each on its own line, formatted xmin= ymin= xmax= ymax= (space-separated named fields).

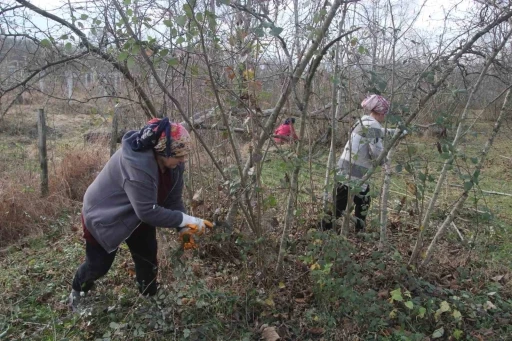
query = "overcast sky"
xmin=20 ymin=0 xmax=474 ymax=55
xmin=28 ymin=0 xmax=472 ymax=32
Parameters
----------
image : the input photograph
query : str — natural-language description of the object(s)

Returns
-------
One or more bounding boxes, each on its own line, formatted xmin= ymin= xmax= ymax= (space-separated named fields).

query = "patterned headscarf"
xmin=361 ymin=94 xmax=390 ymax=115
xmin=131 ymin=117 xmax=191 ymax=157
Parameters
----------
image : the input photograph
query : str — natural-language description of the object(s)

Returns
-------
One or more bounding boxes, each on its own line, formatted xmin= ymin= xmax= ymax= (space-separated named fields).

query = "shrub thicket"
xmin=0 ymin=145 xmax=108 ymax=247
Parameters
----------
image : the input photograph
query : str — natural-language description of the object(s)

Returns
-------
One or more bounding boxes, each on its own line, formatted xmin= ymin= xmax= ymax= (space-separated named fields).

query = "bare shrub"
xmin=53 ymin=145 xmax=109 ymax=201
xmin=415 ymin=123 xmax=448 ymax=138
xmin=0 ymin=145 xmax=108 ymax=247
xmin=83 ymin=130 xmax=125 ymax=144
xmin=0 ymin=174 xmax=62 ymax=247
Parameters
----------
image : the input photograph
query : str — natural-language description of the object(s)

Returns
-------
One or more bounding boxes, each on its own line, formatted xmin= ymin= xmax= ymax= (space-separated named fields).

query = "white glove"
xmin=401 ymin=129 xmax=408 ymax=137
xmin=180 ymin=213 xmax=211 ymax=232
xmin=178 ymin=213 xmax=213 ymax=250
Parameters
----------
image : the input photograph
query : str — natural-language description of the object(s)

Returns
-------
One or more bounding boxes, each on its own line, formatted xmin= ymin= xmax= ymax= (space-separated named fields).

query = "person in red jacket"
xmin=273 ymin=118 xmax=298 ymax=144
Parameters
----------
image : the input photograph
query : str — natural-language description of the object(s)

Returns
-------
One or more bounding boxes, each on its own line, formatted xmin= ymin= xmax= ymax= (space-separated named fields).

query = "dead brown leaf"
xmin=449 ymin=280 xmax=461 ymax=290
xmin=36 ymin=292 xmax=52 ymax=303
xmin=191 ymin=262 xmax=202 ymax=276
xmin=225 ymin=67 xmax=236 ymax=80
xmin=261 ymin=325 xmax=281 ymax=341
xmin=380 ymin=328 xmax=392 ymax=337
xmin=378 ymin=289 xmax=389 ymax=299
xmin=406 ymin=181 xmax=417 ymax=195
xmin=308 ymin=327 xmax=325 ymax=335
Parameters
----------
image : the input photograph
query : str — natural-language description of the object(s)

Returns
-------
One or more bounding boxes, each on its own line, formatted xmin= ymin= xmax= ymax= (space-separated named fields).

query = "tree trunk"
xmin=110 ymin=107 xmax=119 ymax=157
xmin=322 ymin=18 xmax=345 ymax=214
xmin=379 ymin=149 xmax=394 ymax=250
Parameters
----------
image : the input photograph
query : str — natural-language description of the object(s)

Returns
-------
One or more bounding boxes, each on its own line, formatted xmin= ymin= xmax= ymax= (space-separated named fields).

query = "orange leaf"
xmin=225 ymin=67 xmax=235 ymax=80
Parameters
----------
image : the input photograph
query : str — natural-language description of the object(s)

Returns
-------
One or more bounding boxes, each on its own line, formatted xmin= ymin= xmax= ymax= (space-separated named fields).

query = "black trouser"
xmin=321 ymin=183 xmax=371 ymax=231
xmin=72 ymin=224 xmax=159 ymax=296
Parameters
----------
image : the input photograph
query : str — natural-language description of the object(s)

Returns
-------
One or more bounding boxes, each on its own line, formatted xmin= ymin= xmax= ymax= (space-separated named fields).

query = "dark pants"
xmin=72 ymin=223 xmax=159 ymax=296
xmin=321 ymin=183 xmax=371 ymax=232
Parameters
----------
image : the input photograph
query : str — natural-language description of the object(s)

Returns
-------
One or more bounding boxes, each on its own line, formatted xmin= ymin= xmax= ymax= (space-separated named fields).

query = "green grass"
xmin=262 ymin=123 xmax=512 ymax=273
xmin=0 ymin=223 xmax=266 ymax=340
xmin=1 ymin=120 xmax=512 ymax=340
xmin=2 ymin=223 xmax=511 ymax=340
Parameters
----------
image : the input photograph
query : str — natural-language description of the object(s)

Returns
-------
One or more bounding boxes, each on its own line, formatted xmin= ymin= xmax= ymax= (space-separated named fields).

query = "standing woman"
xmin=69 ymin=117 xmax=212 ymax=310
xmin=322 ymin=94 xmax=390 ymax=232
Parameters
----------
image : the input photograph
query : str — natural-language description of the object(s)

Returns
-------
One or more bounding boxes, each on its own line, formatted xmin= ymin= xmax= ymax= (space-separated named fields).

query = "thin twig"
xmin=449 ymin=184 xmax=512 ymax=197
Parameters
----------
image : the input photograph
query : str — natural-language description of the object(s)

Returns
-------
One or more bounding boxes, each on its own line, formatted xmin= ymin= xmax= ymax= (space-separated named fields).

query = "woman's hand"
xmin=178 ymin=214 xmax=214 ymax=249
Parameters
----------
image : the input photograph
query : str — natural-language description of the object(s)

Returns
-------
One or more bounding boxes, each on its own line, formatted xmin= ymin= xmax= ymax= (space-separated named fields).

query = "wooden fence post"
xmin=38 ymin=108 xmax=48 ymax=197
xmin=110 ymin=107 xmax=119 ymax=157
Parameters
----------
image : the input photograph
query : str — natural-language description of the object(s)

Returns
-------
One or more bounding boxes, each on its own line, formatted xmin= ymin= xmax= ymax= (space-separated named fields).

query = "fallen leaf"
xmin=418 ymin=307 xmax=426 ymax=318
xmin=435 ymin=301 xmax=451 ymax=321
xmin=261 ymin=326 xmax=280 ymax=341
xmin=191 ymin=188 xmax=204 ymax=209
xmin=310 ymin=262 xmax=321 ymax=270
xmin=449 ymin=280 xmax=461 ymax=290
xmin=380 ymin=329 xmax=392 ymax=337
xmin=432 ymin=327 xmax=444 ymax=339
xmin=477 ymin=329 xmax=494 ymax=336
xmin=265 ymin=296 xmax=275 ymax=307
xmin=439 ymin=301 xmax=451 ymax=312
xmin=225 ymin=67 xmax=236 ymax=80
xmin=36 ymin=292 xmax=52 ymax=303
xmin=191 ymin=263 xmax=202 ymax=276
xmin=406 ymin=181 xmax=417 ymax=195
xmin=308 ymin=327 xmax=325 ymax=335
xmin=378 ymin=289 xmax=389 ymax=299
xmin=491 ymin=275 xmax=504 ymax=282
xmin=483 ymin=301 xmax=496 ymax=310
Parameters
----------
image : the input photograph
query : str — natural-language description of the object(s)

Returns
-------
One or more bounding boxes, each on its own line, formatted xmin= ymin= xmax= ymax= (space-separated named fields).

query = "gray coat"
xmin=83 ymin=131 xmax=185 ymax=253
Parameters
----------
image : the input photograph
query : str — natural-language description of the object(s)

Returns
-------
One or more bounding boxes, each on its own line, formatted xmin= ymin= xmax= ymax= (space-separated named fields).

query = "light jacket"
xmin=82 ymin=131 xmax=186 ymax=253
xmin=337 ymin=115 xmax=394 ymax=181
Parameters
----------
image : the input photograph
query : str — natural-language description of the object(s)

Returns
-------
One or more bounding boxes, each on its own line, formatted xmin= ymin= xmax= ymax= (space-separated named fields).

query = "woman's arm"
xmin=124 ymin=178 xmax=184 ymax=228
xmin=163 ymin=164 xmax=186 ymax=213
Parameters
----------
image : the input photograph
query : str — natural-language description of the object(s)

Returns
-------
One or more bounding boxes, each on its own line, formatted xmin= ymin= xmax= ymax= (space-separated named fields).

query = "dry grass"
xmin=0 ymin=144 xmax=108 ymax=247
xmin=55 ymin=148 xmax=108 ymax=201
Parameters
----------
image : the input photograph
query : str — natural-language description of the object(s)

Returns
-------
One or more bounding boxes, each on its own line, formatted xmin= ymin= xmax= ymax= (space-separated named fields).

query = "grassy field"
xmin=0 ymin=107 xmax=511 ymax=340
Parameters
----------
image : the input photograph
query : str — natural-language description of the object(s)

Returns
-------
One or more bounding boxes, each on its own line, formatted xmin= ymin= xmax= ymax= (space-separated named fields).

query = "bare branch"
xmin=0 ymin=4 xmax=23 ymax=15
xmin=15 ymin=0 xmax=157 ymax=119
xmin=1 ymin=52 xmax=88 ymax=94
